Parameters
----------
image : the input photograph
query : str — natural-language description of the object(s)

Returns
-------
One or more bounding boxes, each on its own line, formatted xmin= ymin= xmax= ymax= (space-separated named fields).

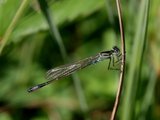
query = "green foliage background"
xmin=0 ymin=0 xmax=160 ymax=120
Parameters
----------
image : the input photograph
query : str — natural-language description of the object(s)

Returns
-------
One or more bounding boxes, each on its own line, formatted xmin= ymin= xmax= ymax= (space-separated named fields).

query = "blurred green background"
xmin=0 ymin=0 xmax=160 ymax=120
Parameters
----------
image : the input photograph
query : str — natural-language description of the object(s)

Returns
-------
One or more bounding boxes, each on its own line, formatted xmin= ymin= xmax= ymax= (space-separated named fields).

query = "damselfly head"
xmin=112 ymin=46 xmax=120 ymax=54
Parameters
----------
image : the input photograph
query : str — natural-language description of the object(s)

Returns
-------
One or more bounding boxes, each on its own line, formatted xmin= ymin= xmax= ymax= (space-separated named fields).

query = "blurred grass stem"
xmin=0 ymin=0 xmax=30 ymax=54
xmin=38 ymin=0 xmax=88 ymax=112
xmin=121 ymin=0 xmax=150 ymax=120
xmin=138 ymin=69 xmax=157 ymax=120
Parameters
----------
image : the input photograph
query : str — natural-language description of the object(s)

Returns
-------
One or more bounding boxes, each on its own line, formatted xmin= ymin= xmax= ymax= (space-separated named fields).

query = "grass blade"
xmin=121 ymin=0 xmax=150 ymax=120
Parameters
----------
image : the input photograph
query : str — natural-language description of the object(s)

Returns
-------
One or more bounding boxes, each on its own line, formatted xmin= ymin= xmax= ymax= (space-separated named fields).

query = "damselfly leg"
xmin=108 ymin=52 xmax=122 ymax=70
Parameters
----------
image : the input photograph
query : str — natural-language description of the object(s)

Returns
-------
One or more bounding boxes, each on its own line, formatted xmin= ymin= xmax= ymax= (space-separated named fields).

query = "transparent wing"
xmin=27 ymin=54 xmax=100 ymax=92
xmin=46 ymin=63 xmax=81 ymax=81
xmin=46 ymin=55 xmax=99 ymax=81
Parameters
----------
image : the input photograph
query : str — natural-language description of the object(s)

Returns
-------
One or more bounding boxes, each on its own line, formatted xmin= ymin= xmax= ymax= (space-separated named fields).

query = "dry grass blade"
xmin=110 ymin=0 xmax=126 ymax=120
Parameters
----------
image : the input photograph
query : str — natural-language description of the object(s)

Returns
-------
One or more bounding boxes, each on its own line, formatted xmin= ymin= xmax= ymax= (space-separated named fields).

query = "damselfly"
xmin=28 ymin=46 xmax=121 ymax=92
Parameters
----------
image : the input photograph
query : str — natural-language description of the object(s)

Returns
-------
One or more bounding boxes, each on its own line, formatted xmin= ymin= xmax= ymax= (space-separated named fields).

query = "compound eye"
xmin=113 ymin=46 xmax=120 ymax=53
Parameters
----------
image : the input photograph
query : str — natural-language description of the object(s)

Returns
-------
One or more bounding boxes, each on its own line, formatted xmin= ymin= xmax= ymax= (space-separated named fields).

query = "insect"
xmin=28 ymin=46 xmax=121 ymax=92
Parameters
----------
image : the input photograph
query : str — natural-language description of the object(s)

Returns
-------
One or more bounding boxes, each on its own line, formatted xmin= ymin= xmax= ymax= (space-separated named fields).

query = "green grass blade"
xmin=121 ymin=0 xmax=150 ymax=120
xmin=0 ymin=0 xmax=30 ymax=54
xmin=138 ymin=68 xmax=157 ymax=120
xmin=37 ymin=0 xmax=88 ymax=112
